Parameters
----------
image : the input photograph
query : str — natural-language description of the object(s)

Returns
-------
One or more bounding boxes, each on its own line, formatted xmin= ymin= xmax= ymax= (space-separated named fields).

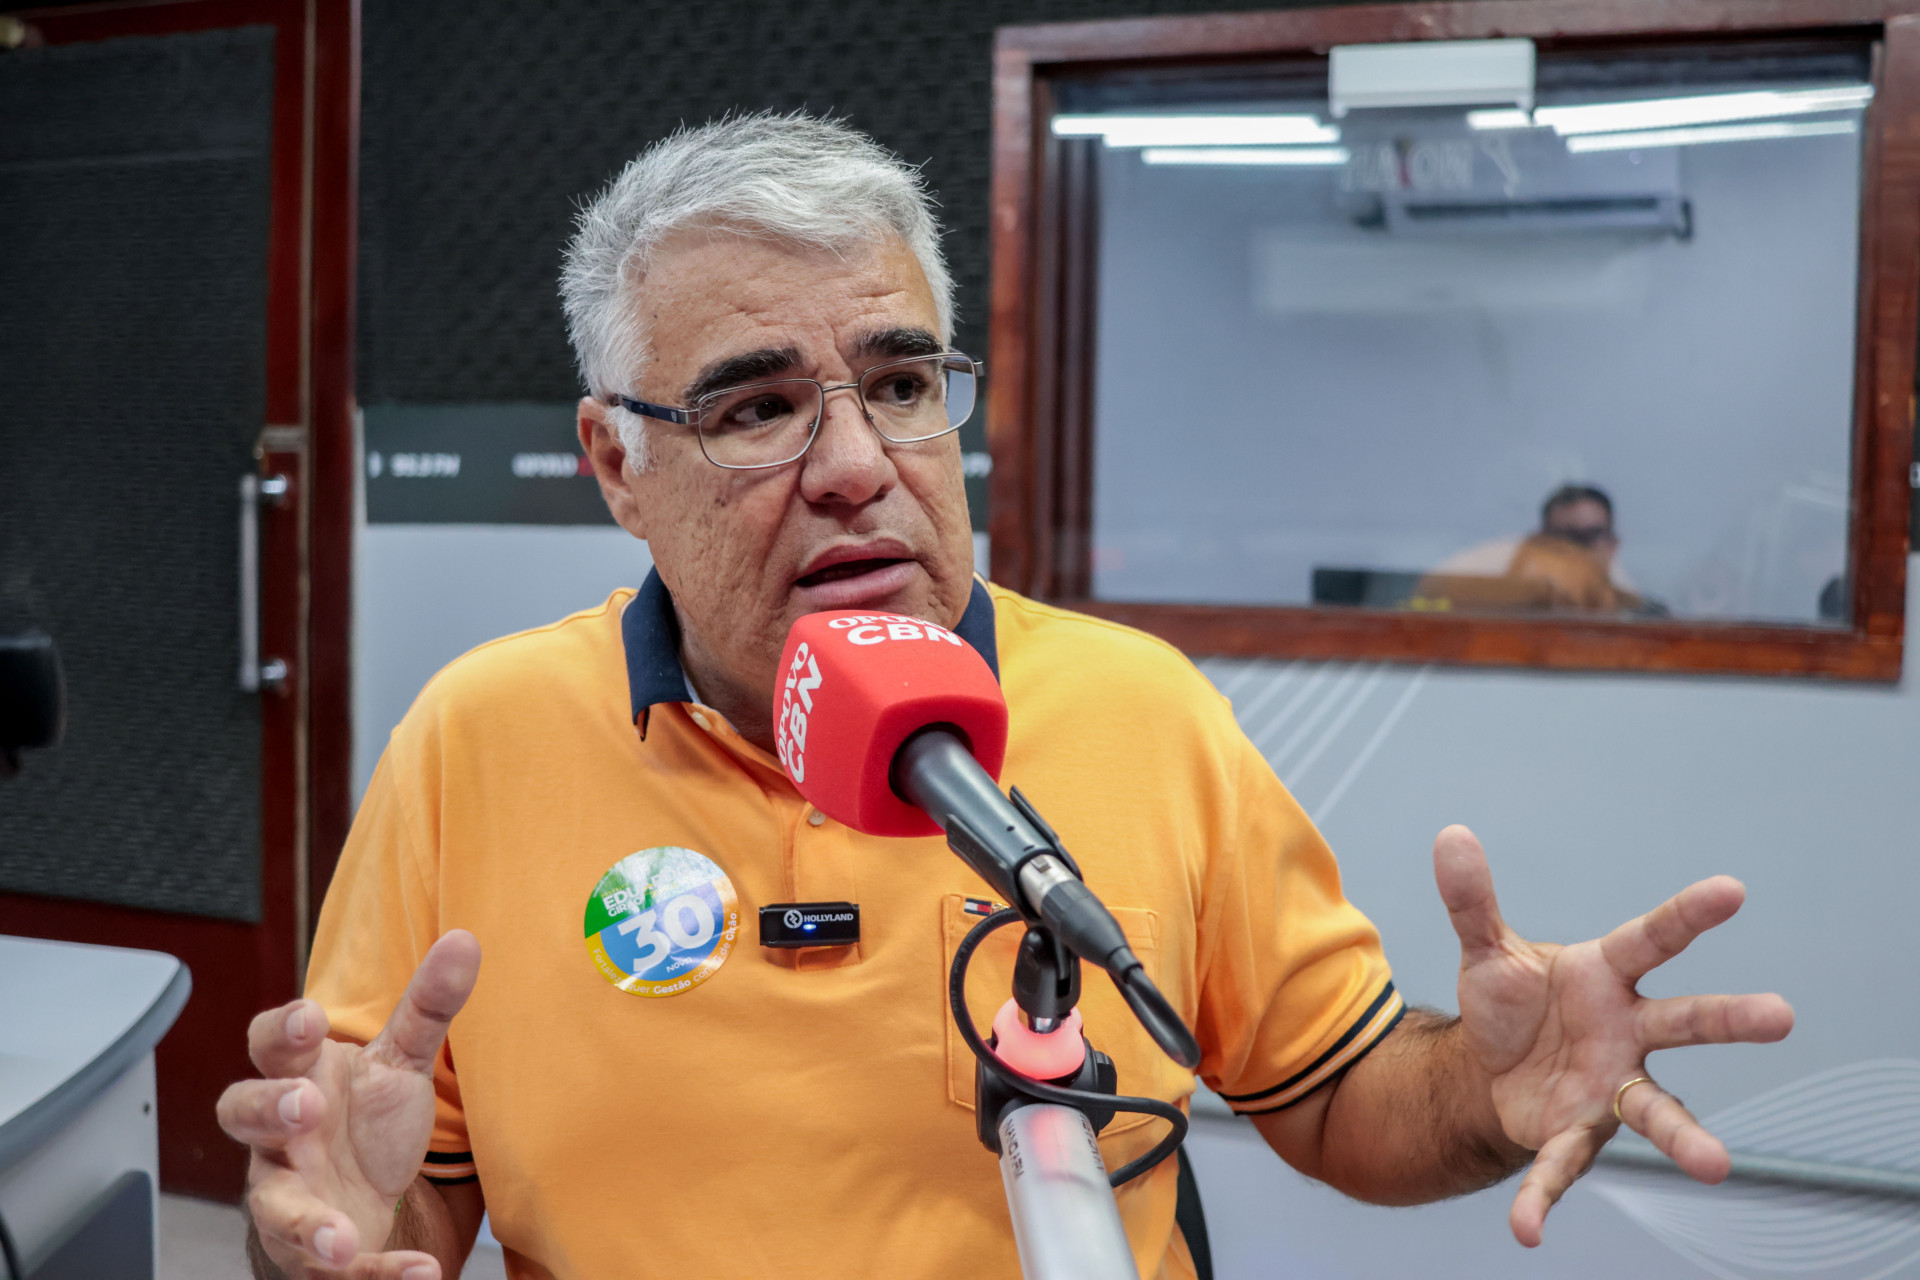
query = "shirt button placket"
xmin=792 ymin=806 xmax=859 ymax=969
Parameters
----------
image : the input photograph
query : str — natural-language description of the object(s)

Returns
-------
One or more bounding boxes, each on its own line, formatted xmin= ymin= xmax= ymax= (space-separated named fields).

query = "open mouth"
xmin=796 ymin=557 xmax=908 ymax=588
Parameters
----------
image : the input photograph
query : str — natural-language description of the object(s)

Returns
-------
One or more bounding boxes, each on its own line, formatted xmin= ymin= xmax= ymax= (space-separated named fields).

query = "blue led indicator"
xmin=802 ymin=922 xmax=816 ymax=931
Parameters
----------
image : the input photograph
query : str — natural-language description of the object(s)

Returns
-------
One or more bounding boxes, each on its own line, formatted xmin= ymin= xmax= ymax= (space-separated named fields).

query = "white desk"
xmin=0 ymin=935 xmax=190 ymax=1278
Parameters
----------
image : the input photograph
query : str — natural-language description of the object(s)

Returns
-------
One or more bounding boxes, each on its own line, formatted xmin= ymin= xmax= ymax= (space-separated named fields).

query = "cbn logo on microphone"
xmin=824 ymin=615 xmax=968 ymax=648
xmin=775 ymin=612 xmax=967 ymax=785
xmin=775 ymin=640 xmax=823 ymax=783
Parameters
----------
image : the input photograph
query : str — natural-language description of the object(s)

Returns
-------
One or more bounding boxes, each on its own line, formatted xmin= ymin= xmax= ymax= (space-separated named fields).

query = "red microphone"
xmin=774 ymin=611 xmax=1006 ymax=838
xmin=774 ymin=608 xmax=1203 ymax=1069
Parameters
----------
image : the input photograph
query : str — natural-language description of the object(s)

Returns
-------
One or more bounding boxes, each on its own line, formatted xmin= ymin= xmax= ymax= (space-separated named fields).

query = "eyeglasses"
xmin=1548 ymin=525 xmax=1617 ymax=549
xmin=618 ymin=352 xmax=983 ymax=470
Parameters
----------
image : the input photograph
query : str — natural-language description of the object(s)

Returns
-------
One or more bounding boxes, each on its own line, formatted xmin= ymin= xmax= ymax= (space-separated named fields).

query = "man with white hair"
xmin=220 ymin=113 xmax=1791 ymax=1280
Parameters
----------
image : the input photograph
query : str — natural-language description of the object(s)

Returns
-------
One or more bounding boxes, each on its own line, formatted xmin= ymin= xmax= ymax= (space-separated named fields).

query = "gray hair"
xmin=561 ymin=112 xmax=954 ymax=468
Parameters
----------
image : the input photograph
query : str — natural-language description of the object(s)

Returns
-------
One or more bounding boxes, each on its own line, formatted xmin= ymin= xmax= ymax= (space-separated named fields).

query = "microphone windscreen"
xmin=775 ymin=610 xmax=1007 ymax=837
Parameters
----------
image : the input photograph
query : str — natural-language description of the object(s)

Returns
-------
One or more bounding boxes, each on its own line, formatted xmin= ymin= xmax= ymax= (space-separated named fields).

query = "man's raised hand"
xmin=1432 ymin=825 xmax=1794 ymax=1248
xmin=217 ymin=930 xmax=481 ymax=1278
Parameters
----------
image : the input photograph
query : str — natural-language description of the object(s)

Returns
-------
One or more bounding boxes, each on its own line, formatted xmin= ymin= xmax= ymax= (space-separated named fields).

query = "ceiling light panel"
xmin=1536 ymin=85 xmax=1872 ymax=136
xmin=1564 ymin=118 xmax=1862 ymax=153
xmin=1141 ymin=146 xmax=1352 ymax=166
xmin=1466 ymin=108 xmax=1535 ymax=131
xmin=1051 ymin=114 xmax=1340 ymax=147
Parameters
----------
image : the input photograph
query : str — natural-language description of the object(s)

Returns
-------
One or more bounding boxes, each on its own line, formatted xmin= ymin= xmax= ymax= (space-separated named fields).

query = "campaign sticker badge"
xmin=584 ymin=847 xmax=740 ymax=997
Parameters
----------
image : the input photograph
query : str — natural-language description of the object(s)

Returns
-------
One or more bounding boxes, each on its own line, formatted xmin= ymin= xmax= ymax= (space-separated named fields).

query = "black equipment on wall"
xmin=0 ymin=634 xmax=64 ymax=780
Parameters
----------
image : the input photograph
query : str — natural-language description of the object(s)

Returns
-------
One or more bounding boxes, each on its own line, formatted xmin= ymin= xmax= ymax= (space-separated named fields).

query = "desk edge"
xmin=0 ymin=959 xmax=192 ymax=1171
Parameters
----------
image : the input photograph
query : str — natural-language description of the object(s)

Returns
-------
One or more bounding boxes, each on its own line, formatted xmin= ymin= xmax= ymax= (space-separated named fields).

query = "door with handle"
xmin=0 ymin=0 xmax=356 ymax=1198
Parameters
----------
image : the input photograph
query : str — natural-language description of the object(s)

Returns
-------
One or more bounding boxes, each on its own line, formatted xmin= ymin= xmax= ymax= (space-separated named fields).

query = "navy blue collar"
xmin=623 ymin=567 xmax=1000 ymax=726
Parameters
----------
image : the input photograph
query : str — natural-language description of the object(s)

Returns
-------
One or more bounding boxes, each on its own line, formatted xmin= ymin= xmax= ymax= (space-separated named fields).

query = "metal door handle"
xmin=239 ymin=473 xmax=291 ymax=693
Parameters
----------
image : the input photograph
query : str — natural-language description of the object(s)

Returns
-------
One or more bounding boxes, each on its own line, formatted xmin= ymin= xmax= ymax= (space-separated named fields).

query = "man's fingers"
xmin=218 ymin=1078 xmax=325 ymax=1149
xmin=347 ymin=1252 xmax=443 ymax=1280
xmin=248 ymin=1166 xmax=362 ymax=1269
xmin=1637 ymin=992 xmax=1795 ymax=1052
xmin=1599 ymin=875 xmax=1746 ymax=983
xmin=250 ymin=1166 xmax=440 ymax=1279
xmin=249 ymin=998 xmax=331 ymax=1078
xmin=367 ymin=929 xmax=482 ymax=1072
xmin=1619 ymin=1079 xmax=1732 ymax=1184
xmin=1432 ymin=825 xmax=1510 ymax=960
xmin=1508 ymin=1126 xmax=1602 ymax=1248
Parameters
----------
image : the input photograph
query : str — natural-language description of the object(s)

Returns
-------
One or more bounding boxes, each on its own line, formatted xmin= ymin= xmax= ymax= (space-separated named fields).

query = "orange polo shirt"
xmin=306 ymin=575 xmax=1401 ymax=1280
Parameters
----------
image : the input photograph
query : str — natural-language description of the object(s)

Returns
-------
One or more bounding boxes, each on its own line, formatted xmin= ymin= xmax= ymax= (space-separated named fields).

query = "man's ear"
xmin=578 ymin=397 xmax=649 ymax=541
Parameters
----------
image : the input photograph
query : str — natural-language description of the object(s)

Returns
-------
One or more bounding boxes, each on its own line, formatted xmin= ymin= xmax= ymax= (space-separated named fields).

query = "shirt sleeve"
xmin=304 ymin=741 xmax=475 ymax=1182
xmin=1195 ymin=731 xmax=1404 ymax=1115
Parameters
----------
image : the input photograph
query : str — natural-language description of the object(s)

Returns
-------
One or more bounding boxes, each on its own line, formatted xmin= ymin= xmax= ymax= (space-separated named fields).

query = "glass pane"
xmin=1079 ymin=41 xmax=1872 ymax=626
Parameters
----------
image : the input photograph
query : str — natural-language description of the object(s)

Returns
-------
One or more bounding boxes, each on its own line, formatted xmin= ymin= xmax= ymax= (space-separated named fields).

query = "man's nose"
xmin=798 ymin=386 xmax=893 ymax=506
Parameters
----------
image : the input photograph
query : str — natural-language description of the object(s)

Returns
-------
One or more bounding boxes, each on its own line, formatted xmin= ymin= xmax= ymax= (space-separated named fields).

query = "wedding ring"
xmin=1612 ymin=1075 xmax=1655 ymax=1124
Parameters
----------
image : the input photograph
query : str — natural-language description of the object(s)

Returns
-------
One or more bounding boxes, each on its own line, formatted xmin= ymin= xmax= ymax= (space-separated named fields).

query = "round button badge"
xmin=584 ymin=847 xmax=740 ymax=997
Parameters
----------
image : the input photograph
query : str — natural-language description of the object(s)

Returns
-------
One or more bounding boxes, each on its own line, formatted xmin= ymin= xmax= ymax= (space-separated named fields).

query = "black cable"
xmin=1174 ymin=1145 xmax=1214 ymax=1280
xmin=0 ymin=1203 xmax=22 ymax=1280
xmin=950 ymin=908 xmax=1189 ymax=1187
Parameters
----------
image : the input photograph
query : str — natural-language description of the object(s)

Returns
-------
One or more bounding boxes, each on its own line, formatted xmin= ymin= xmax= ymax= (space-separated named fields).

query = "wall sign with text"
xmin=363 ymin=403 xmax=611 ymax=525
xmin=363 ymin=403 xmax=991 ymax=528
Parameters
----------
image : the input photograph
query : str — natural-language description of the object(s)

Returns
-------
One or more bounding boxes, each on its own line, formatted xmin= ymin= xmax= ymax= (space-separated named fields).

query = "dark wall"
xmin=1 ymin=27 xmax=273 ymax=920
xmin=356 ymin=0 xmax=1349 ymax=404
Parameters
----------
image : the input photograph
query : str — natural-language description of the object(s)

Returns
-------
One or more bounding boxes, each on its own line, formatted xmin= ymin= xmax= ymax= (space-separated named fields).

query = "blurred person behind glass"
xmin=1503 ymin=533 xmax=1647 ymax=614
xmin=1424 ymin=484 xmax=1665 ymax=615
xmin=1437 ymin=483 xmax=1642 ymax=593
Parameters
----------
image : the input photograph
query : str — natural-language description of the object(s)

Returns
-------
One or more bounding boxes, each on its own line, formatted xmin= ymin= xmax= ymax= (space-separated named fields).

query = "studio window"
xmin=989 ymin=3 xmax=1920 ymax=678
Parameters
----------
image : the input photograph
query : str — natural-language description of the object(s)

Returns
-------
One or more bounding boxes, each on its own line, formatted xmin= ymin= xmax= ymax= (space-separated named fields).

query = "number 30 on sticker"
xmin=584 ymin=847 xmax=739 ymax=997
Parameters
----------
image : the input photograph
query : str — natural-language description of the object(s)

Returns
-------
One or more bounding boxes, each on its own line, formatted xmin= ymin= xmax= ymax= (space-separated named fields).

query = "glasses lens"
xmin=863 ymin=356 xmax=976 ymax=442
xmin=696 ymin=380 xmax=821 ymax=466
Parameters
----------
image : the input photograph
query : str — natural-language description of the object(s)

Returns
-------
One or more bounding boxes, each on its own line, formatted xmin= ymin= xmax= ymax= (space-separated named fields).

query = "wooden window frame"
xmin=988 ymin=0 xmax=1920 ymax=680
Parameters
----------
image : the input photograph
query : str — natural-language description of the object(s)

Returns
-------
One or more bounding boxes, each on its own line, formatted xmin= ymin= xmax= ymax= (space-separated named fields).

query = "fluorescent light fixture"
xmin=1565 ymin=118 xmax=1861 ymax=153
xmin=1535 ymin=85 xmax=1871 ymax=136
xmin=1141 ymin=146 xmax=1352 ymax=166
xmin=1465 ymin=108 xmax=1534 ymax=131
xmin=1050 ymin=114 xmax=1339 ymax=147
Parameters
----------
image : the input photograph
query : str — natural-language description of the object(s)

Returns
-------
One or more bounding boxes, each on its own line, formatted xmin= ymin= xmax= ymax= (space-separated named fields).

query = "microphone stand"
xmin=942 ymin=794 xmax=1197 ymax=1280
xmin=966 ymin=917 xmax=1141 ymax=1280
xmin=893 ymin=729 xmax=1200 ymax=1277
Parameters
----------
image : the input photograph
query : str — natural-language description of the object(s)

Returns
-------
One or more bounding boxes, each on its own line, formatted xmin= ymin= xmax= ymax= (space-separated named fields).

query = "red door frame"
xmin=2 ymin=0 xmax=356 ymax=1200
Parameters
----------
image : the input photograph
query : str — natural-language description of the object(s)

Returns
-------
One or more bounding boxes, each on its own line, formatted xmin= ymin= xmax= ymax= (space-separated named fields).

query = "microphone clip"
xmin=1006 ymin=786 xmax=1084 ymax=883
xmin=977 ymin=917 xmax=1116 ymax=1154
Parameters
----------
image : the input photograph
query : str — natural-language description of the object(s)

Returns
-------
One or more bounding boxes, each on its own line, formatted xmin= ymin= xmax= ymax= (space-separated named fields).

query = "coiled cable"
xmin=949 ymin=907 xmax=1188 ymax=1187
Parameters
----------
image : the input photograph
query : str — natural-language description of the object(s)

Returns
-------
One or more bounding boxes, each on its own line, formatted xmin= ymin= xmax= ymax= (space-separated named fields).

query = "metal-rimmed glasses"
xmin=618 ymin=351 xmax=983 ymax=470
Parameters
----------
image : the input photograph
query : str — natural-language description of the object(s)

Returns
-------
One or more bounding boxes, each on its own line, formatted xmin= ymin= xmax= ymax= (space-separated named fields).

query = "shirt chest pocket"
xmin=940 ymin=893 xmax=1186 ymax=1140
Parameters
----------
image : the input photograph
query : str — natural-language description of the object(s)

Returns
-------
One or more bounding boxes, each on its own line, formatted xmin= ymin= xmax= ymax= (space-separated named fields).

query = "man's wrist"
xmin=244 ymin=1218 xmax=291 ymax=1280
xmin=1402 ymin=1009 xmax=1532 ymax=1183
xmin=387 ymin=1179 xmax=427 ymax=1253
xmin=242 ymin=1187 xmax=410 ymax=1279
